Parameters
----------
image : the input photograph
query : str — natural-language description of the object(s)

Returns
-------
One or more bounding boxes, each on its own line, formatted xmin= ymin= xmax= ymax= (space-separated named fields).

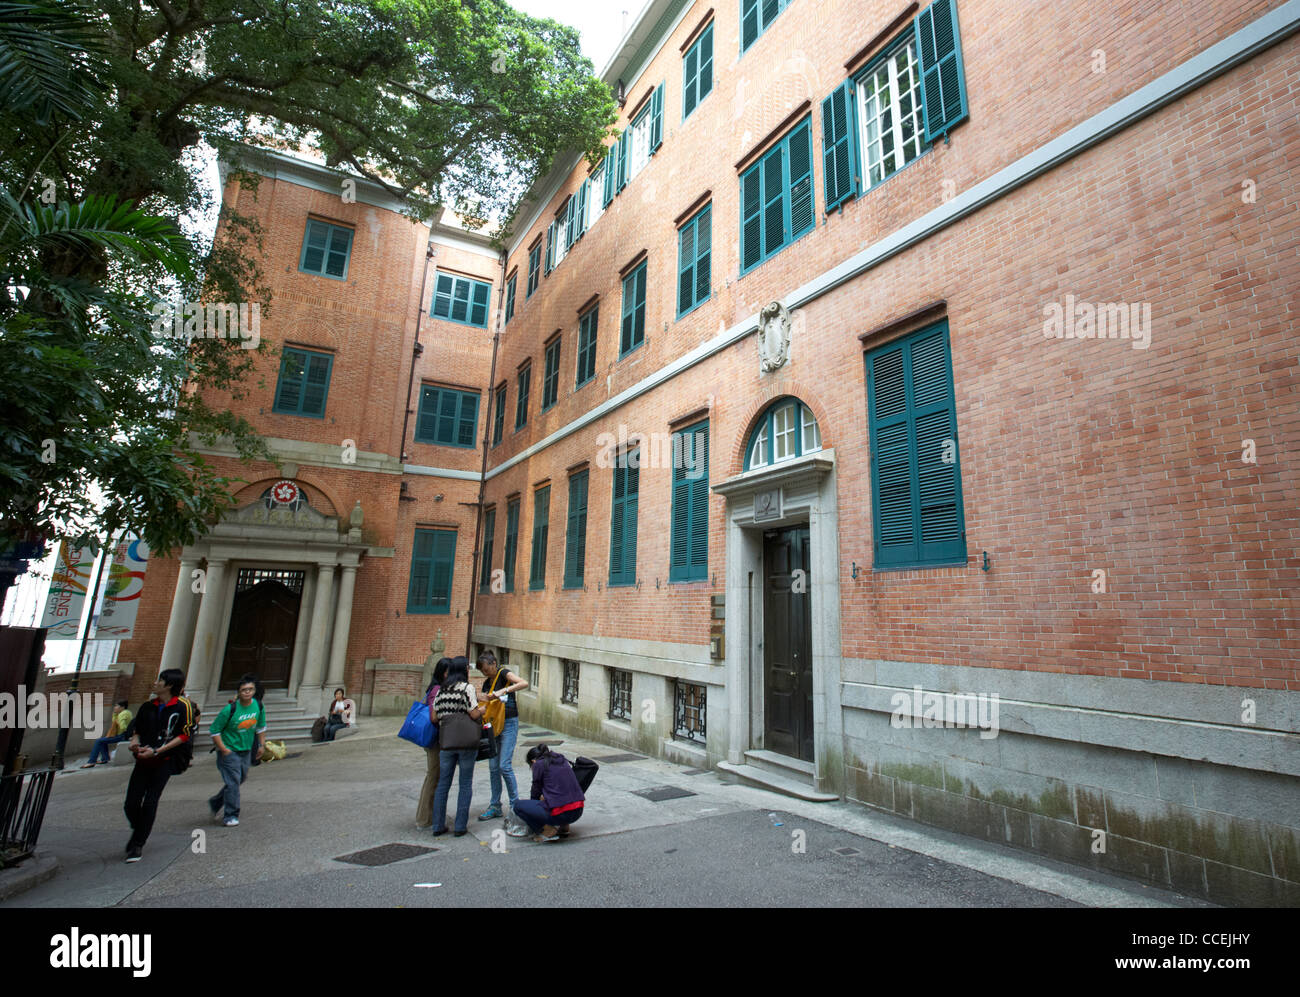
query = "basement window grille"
xmin=608 ymin=669 xmax=632 ymax=721
xmin=673 ymin=681 xmax=706 ymax=745
xmin=562 ymin=659 xmax=580 ymax=706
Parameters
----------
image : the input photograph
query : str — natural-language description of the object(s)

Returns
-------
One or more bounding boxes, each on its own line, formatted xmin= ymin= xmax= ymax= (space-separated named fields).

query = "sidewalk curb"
xmin=0 ymin=853 xmax=61 ymax=902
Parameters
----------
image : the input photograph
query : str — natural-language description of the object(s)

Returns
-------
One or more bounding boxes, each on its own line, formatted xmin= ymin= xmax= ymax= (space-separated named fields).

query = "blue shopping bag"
xmin=397 ymin=699 xmax=436 ymax=748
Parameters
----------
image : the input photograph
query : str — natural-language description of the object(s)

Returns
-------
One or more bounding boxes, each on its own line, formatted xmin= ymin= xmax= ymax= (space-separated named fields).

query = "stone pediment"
xmin=228 ymin=498 xmax=338 ymax=531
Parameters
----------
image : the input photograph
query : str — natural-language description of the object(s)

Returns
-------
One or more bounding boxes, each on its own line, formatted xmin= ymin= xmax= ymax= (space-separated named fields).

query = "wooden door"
xmin=763 ymin=525 xmax=813 ymax=761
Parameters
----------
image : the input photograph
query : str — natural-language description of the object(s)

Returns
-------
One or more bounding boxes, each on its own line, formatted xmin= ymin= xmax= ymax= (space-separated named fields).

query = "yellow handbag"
xmin=482 ymin=671 xmax=507 ymax=736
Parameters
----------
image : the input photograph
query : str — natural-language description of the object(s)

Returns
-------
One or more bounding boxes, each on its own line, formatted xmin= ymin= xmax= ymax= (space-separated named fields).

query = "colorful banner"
xmin=39 ymin=541 xmax=98 ymax=639
xmin=91 ymin=538 xmax=151 ymax=640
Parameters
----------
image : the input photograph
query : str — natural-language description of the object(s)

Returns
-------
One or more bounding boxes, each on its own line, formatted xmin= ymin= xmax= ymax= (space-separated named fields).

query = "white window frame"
xmin=587 ymin=169 xmax=605 ymax=229
xmin=855 ymin=35 xmax=927 ymax=191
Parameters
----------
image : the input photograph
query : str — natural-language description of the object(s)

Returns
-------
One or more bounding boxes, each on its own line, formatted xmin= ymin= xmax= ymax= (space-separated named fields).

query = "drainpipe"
xmin=399 ymin=241 xmax=437 ymax=464
xmin=464 ymin=250 xmax=508 ymax=655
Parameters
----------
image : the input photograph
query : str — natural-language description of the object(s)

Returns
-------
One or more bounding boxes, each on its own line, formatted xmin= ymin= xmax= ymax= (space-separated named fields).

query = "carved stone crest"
xmin=758 ymin=301 xmax=791 ymax=372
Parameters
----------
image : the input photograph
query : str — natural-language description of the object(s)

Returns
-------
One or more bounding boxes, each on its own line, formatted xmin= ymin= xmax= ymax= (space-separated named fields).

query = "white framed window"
xmin=745 ymin=398 xmax=821 ymax=471
xmin=628 ymin=109 xmax=652 ymax=182
xmin=587 ymin=169 xmax=605 ymax=229
xmin=748 ymin=423 xmax=768 ymax=469
xmin=773 ymin=402 xmax=797 ymax=461
xmin=802 ymin=405 xmax=822 ymax=453
xmin=856 ymin=37 xmax=927 ymax=189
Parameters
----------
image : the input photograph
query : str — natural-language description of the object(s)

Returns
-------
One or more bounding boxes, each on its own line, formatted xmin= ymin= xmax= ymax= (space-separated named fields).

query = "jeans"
xmin=124 ymin=762 xmax=172 ymax=848
xmin=432 ymin=747 xmax=477 ymax=833
xmin=323 ymin=716 xmax=346 ymax=741
xmin=513 ymin=799 xmax=583 ymax=834
xmin=208 ymin=749 xmax=252 ymax=819
xmin=487 ymin=716 xmax=519 ymax=808
xmin=89 ymin=733 xmax=127 ymax=764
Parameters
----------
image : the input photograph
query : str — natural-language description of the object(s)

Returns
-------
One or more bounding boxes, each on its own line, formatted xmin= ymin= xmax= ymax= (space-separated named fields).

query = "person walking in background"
xmin=207 ymin=674 xmax=267 ymax=828
xmin=513 ymin=744 xmax=585 ymax=842
xmin=415 ymin=658 xmax=450 ymax=829
xmin=83 ymin=699 xmax=132 ymax=767
xmin=430 ymin=656 xmax=485 ymax=837
xmin=123 ymin=670 xmax=197 ymax=862
xmin=475 ymin=650 xmax=528 ymax=830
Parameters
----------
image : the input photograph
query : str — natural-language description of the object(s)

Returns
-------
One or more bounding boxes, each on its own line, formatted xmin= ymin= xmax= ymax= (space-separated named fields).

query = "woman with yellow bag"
xmin=475 ymin=650 xmax=529 ymax=832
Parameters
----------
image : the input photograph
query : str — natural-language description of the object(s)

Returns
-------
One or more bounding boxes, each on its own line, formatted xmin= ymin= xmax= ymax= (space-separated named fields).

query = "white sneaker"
xmin=505 ymin=820 xmax=529 ymax=838
xmin=223 ymin=817 xmax=239 ymax=827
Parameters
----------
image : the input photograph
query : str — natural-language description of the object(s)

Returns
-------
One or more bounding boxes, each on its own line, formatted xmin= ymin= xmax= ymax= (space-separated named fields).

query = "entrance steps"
xmin=190 ymin=690 xmax=320 ymax=752
xmin=717 ymin=750 xmax=839 ymax=802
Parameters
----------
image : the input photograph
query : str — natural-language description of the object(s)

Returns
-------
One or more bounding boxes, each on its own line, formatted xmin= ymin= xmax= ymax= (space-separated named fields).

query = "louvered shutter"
xmin=457 ymin=392 xmax=478 ymax=447
xmin=620 ymin=270 xmax=636 ymax=354
xmin=670 ymin=433 xmax=690 ymax=579
xmin=301 ymin=353 xmax=331 ymax=415
xmin=504 ymin=500 xmax=519 ymax=591
xmin=678 ymin=221 xmax=695 ymax=315
xmin=698 ymin=25 xmax=713 ymax=98
xmin=275 ymin=351 xmax=305 ymax=412
xmin=325 ymin=226 xmax=351 ymax=277
xmin=616 ymin=130 xmax=629 ymax=191
xmin=493 ymin=386 xmax=506 ymax=445
xmin=450 ymin=279 xmax=471 ymax=322
xmin=530 ymin=487 xmax=550 ymax=589
xmin=545 ymin=222 xmax=555 ymax=273
xmin=470 ymin=281 xmax=490 ymax=327
xmin=915 ymin=0 xmax=969 ymax=143
xmin=609 ymin=464 xmax=625 ymax=581
xmin=684 ymin=45 xmax=699 ymax=118
xmin=822 ymin=80 xmax=859 ymax=212
xmin=408 ymin=530 xmax=433 ymax=609
xmin=741 ymin=0 xmax=759 ymax=50
xmin=301 ymin=221 xmax=328 ymax=272
xmin=505 ymin=275 xmax=516 ymax=322
xmin=576 ymin=181 xmax=588 ymax=239
xmin=741 ymin=164 xmax=762 ymax=272
xmin=602 ymin=150 xmax=616 ymax=206
xmin=686 ymin=424 xmax=709 ymax=579
xmin=788 ymin=120 xmax=813 ymax=238
xmin=430 ymin=530 xmax=455 ymax=612
xmin=762 ymin=144 xmax=784 ymax=257
xmin=479 ymin=509 xmax=496 ymax=591
xmin=436 ymin=390 xmax=458 ymax=445
xmin=623 ymin=460 xmax=639 ymax=582
xmin=694 ymin=206 xmax=711 ymax=306
xmin=650 ymin=82 xmax=664 ymax=152
xmin=564 ymin=472 xmax=587 ymax=587
xmin=432 ymin=273 xmax=454 ymax=318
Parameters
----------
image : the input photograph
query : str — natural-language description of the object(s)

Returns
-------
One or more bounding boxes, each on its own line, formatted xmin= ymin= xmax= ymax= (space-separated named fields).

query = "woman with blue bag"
xmin=431 ymin=656 xmax=486 ymax=837
xmin=413 ymin=658 xmax=450 ymax=829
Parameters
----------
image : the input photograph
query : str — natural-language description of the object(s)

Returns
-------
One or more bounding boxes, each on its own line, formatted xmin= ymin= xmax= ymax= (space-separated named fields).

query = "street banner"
xmin=91 ymin=538 xmax=151 ymax=639
xmin=39 ymin=540 xmax=98 ymax=639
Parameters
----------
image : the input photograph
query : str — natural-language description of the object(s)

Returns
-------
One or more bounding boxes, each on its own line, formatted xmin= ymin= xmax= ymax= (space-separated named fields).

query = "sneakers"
xmin=125 ymin=846 xmax=142 ymax=863
xmin=505 ymin=820 xmax=530 ymax=838
xmin=532 ymin=824 xmax=560 ymax=843
xmin=223 ymin=817 xmax=239 ymax=827
xmin=478 ymin=804 xmax=503 ymax=821
xmin=80 ymin=762 xmax=97 ymax=769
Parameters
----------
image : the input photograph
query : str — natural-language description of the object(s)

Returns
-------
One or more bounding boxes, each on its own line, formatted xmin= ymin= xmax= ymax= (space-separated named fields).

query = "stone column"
xmin=325 ymin=563 xmax=358 ymax=690
xmin=301 ymin=563 xmax=336 ymax=692
xmin=186 ymin=558 xmax=229 ymax=699
xmin=288 ymin=569 xmax=317 ymax=696
xmin=158 ymin=556 xmax=200 ymax=674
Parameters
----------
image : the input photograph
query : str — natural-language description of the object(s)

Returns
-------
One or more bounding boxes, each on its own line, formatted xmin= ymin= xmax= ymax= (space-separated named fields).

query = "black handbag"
xmin=572 ymin=755 xmax=599 ymax=792
xmin=476 ymin=726 xmax=498 ymax=761
xmin=438 ymin=711 xmax=480 ymax=750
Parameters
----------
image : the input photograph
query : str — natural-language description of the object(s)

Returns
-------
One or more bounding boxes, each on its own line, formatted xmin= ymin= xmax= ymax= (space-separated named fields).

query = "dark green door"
xmin=763 ymin=525 xmax=813 ymax=761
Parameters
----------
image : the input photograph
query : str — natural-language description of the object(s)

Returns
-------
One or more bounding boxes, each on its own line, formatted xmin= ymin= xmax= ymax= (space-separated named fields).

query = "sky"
xmin=510 ymin=0 xmax=635 ymax=74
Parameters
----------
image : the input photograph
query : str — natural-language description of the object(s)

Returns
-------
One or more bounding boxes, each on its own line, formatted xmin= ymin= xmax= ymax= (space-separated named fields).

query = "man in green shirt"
xmin=207 ymin=675 xmax=266 ymax=827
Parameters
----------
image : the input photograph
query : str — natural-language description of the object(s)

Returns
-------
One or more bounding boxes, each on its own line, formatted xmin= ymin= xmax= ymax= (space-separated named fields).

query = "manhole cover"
xmin=593 ymin=753 xmax=645 ymax=763
xmin=632 ymin=785 xmax=698 ymax=802
xmin=335 ymin=843 xmax=439 ymax=866
xmin=832 ymin=846 xmax=862 ymax=857
xmin=680 ymin=767 xmax=708 ymax=776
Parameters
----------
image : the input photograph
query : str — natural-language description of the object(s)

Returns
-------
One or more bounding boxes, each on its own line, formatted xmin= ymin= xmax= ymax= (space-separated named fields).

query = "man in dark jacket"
xmin=123 ymin=669 xmax=197 ymax=862
xmin=512 ymin=745 xmax=585 ymax=842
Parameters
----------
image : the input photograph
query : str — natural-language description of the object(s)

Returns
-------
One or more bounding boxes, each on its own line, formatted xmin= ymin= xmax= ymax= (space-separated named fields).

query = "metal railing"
xmin=0 ymin=766 xmax=56 ymax=868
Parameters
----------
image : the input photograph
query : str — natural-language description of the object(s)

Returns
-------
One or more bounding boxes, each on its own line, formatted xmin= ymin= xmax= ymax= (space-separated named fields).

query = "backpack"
xmin=171 ymin=697 xmax=200 ymax=773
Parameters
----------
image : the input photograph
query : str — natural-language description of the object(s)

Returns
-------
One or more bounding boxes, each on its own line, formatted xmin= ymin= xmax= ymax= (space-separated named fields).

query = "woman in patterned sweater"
xmin=431 ymin=656 xmax=485 ymax=836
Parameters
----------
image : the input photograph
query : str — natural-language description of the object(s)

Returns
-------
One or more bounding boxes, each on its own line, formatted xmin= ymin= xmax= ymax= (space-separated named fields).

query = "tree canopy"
xmin=0 ymin=0 xmax=615 ymax=577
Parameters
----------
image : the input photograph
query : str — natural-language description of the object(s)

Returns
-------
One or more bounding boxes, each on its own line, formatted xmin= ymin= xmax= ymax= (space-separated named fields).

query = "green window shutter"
xmin=450 ymin=279 xmax=471 ymax=323
xmin=788 ymin=120 xmax=814 ymax=238
xmin=608 ymin=462 xmax=625 ymax=582
xmin=407 ymin=529 xmax=433 ymax=611
xmin=432 ymin=273 xmax=454 ymax=318
xmin=515 ymin=366 xmax=530 ymax=429
xmin=457 ymin=392 xmax=478 ymax=447
xmin=623 ymin=459 xmax=639 ymax=583
xmin=479 ymin=509 xmax=496 ymax=592
xmin=274 ymin=350 xmax=305 ymax=412
xmin=616 ymin=130 xmax=629 ymax=191
xmin=503 ymin=498 xmax=519 ymax=592
xmin=415 ymin=387 xmax=476 ymax=447
xmin=609 ymin=456 xmax=639 ymax=585
xmin=577 ymin=307 xmax=597 ymax=386
xmin=678 ymin=220 xmax=695 ymax=316
xmin=689 ymin=424 xmax=709 ymax=577
xmin=300 ymin=220 xmax=353 ymax=278
xmin=741 ymin=163 xmax=762 ymax=272
xmin=545 ymin=222 xmax=555 ymax=273
xmin=505 ymin=274 xmax=516 ymax=323
xmin=528 ymin=245 xmax=540 ymax=295
xmin=741 ymin=0 xmax=760 ymax=51
xmin=698 ymin=24 xmax=714 ymax=100
xmin=683 ymin=44 xmax=699 ymax=119
xmin=563 ymin=196 xmax=575 ymax=249
xmin=543 ymin=338 xmax=560 ymax=409
xmin=634 ymin=265 xmax=646 ymax=348
xmin=915 ymin=0 xmax=969 ymax=143
xmin=429 ymin=530 xmax=456 ymax=613
xmin=300 ymin=220 xmax=328 ymax=273
xmin=762 ymin=143 xmax=785 ymax=258
xmin=470 ymin=281 xmax=491 ymax=327
xmin=650 ymin=82 xmax=665 ymax=152
xmin=694 ymin=206 xmax=711 ymax=308
xmin=325 ymin=226 xmax=352 ymax=278
xmin=492 ymin=385 xmax=506 ymax=446
xmin=602 ymin=150 xmax=616 ymax=207
xmin=275 ymin=348 xmax=331 ymax=417
xmin=576 ymin=182 xmax=588 ymax=239
xmin=301 ymin=353 xmax=332 ymax=416
xmin=822 ymin=80 xmax=859 ymax=212
xmin=866 ymin=321 xmax=965 ymax=568
xmin=620 ymin=269 xmax=635 ymax=355
xmin=529 ymin=486 xmax=550 ymax=589
xmin=564 ymin=471 xmax=588 ymax=588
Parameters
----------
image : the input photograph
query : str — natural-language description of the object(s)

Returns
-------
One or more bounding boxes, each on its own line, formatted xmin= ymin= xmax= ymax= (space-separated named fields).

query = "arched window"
xmin=744 ymin=398 xmax=822 ymax=470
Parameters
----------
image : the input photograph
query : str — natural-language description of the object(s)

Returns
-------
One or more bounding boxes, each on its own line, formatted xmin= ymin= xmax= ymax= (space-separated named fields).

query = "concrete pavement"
xmin=2 ymin=719 xmax=1209 ymax=907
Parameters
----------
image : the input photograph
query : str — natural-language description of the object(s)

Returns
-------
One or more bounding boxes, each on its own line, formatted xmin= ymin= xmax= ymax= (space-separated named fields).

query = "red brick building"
xmin=121 ymin=0 xmax=1300 ymax=904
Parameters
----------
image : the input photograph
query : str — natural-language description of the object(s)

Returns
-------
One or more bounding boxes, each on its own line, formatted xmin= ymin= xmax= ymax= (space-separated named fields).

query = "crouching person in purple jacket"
xmin=512 ymin=745 xmax=584 ymax=842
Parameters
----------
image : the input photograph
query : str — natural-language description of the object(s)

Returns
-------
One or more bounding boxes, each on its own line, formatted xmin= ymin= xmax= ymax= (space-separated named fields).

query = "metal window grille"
xmin=498 ymin=648 xmax=509 ymax=670
xmin=529 ymin=654 xmax=540 ymax=689
xmin=562 ymin=659 xmax=580 ymax=705
xmin=235 ymin=568 xmax=305 ymax=594
xmin=673 ymin=681 xmax=707 ymax=744
xmin=608 ymin=669 xmax=632 ymax=721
